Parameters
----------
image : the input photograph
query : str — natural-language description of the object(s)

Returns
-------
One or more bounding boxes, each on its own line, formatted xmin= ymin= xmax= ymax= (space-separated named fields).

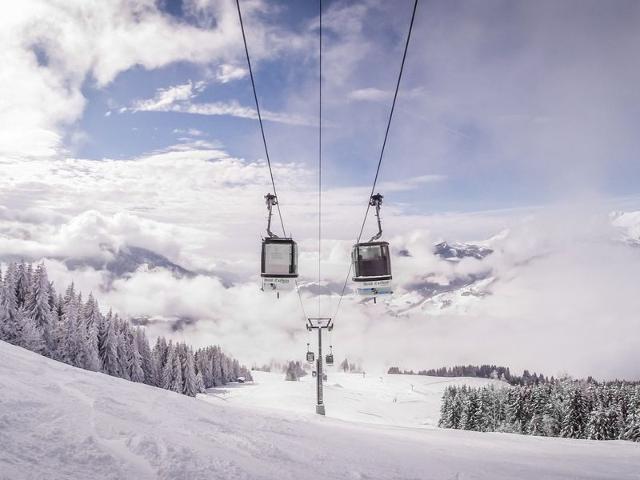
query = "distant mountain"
xmin=296 ymin=280 xmax=346 ymax=296
xmin=65 ymin=245 xmax=194 ymax=279
xmin=433 ymin=241 xmax=493 ymax=261
xmin=131 ymin=315 xmax=199 ymax=332
xmin=611 ymin=211 xmax=640 ymax=247
xmin=0 ymin=243 xmax=195 ymax=280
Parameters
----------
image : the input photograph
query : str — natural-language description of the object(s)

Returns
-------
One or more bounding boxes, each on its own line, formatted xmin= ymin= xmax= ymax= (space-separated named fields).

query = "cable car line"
xmin=235 ymin=0 xmax=286 ymax=238
xmin=237 ymin=0 xmax=307 ymax=317
xmin=332 ymin=0 xmax=418 ymax=321
xmin=317 ymin=0 xmax=323 ymax=317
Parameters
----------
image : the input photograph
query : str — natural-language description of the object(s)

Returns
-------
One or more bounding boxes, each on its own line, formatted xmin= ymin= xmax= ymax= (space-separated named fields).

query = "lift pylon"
xmin=306 ymin=317 xmax=333 ymax=415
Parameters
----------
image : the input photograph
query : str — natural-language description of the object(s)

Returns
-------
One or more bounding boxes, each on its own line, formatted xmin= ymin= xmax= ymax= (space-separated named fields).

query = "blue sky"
xmin=4 ymin=0 xmax=639 ymax=216
xmin=65 ymin=0 xmax=640 ymax=216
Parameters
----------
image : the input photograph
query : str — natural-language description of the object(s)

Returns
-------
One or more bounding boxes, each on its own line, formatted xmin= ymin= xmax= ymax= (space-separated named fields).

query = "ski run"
xmin=1 ymin=341 xmax=639 ymax=480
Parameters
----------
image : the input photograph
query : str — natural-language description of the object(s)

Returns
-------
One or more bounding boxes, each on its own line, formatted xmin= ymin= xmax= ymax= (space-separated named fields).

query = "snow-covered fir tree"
xmin=0 ymin=261 xmax=251 ymax=399
xmin=439 ymin=381 xmax=640 ymax=442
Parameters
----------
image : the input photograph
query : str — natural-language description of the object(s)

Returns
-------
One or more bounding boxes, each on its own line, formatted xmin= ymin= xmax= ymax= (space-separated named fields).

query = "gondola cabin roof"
xmin=353 ymin=240 xmax=390 ymax=247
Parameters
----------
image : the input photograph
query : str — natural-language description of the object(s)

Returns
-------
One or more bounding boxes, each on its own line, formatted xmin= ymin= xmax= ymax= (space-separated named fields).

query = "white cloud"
xmin=0 ymin=0 xmax=312 ymax=160
xmin=132 ymin=81 xmax=206 ymax=111
xmin=173 ymin=128 xmax=206 ymax=137
xmin=130 ymin=82 xmax=313 ymax=126
xmin=348 ymin=88 xmax=389 ymax=102
xmin=2 ymin=143 xmax=640 ymax=378
xmin=215 ymin=63 xmax=248 ymax=83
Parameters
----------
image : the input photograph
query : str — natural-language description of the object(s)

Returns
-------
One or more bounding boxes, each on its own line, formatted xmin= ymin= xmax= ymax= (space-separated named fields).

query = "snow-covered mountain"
xmin=611 ymin=211 xmax=640 ymax=246
xmin=2 ymin=340 xmax=638 ymax=479
xmin=0 ymin=244 xmax=194 ymax=279
xmin=433 ymin=241 xmax=494 ymax=261
xmin=64 ymin=244 xmax=195 ymax=279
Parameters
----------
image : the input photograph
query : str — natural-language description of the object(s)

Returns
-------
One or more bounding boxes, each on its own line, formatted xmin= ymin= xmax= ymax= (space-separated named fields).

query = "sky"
xmin=1 ymin=0 xmax=640 ymax=379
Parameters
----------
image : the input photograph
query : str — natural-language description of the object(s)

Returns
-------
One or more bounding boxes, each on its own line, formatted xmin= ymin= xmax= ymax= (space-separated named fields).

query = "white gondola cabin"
xmin=351 ymin=241 xmax=392 ymax=295
xmin=351 ymin=193 xmax=392 ymax=298
xmin=306 ymin=343 xmax=315 ymax=363
xmin=261 ymin=237 xmax=298 ymax=292
xmin=261 ymin=193 xmax=298 ymax=294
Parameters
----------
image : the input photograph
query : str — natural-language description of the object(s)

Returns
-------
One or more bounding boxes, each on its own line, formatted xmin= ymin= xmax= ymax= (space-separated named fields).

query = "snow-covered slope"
xmin=2 ymin=341 xmax=639 ymax=480
xmin=202 ymin=370 xmax=502 ymax=428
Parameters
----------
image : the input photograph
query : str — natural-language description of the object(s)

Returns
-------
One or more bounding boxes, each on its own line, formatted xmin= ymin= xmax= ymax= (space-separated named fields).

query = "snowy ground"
xmin=1 ymin=341 xmax=639 ymax=480
xmin=202 ymin=369 xmax=502 ymax=428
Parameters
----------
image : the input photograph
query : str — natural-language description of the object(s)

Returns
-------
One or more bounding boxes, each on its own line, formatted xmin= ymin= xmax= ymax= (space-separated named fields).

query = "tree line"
xmin=388 ymin=364 xmax=550 ymax=386
xmin=439 ymin=382 xmax=640 ymax=442
xmin=0 ymin=261 xmax=251 ymax=397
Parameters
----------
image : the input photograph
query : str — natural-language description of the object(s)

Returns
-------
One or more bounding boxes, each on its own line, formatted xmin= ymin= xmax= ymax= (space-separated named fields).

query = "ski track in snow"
xmin=1 ymin=341 xmax=639 ymax=480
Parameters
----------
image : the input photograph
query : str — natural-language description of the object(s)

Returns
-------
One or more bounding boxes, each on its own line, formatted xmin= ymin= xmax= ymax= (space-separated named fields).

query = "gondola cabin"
xmin=261 ymin=237 xmax=298 ymax=293
xmin=325 ymin=353 xmax=334 ymax=366
xmin=352 ymin=241 xmax=392 ymax=296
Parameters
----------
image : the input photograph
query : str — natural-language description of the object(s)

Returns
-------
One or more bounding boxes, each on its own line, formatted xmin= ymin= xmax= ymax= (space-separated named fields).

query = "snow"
xmin=202 ymin=370 xmax=503 ymax=428
xmin=2 ymin=341 xmax=639 ymax=480
xmin=611 ymin=211 xmax=640 ymax=243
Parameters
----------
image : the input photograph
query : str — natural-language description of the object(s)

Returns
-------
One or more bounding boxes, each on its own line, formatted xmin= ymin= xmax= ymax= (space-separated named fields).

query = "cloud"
xmin=2 ymin=145 xmax=640 ymax=379
xmin=215 ymin=63 xmax=248 ymax=83
xmin=348 ymin=88 xmax=389 ymax=102
xmin=173 ymin=128 xmax=206 ymax=137
xmin=379 ymin=174 xmax=446 ymax=192
xmin=0 ymin=0 xmax=312 ymax=160
xmin=132 ymin=81 xmax=207 ymax=111
xmin=23 ymin=205 xmax=640 ymax=381
xmin=129 ymin=82 xmax=314 ymax=126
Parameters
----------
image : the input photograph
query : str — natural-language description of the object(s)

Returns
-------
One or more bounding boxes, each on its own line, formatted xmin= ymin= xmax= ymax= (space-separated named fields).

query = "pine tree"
xmin=587 ymin=403 xmax=612 ymax=440
xmin=542 ymin=385 xmax=564 ymax=437
xmin=195 ymin=348 xmax=213 ymax=388
xmin=135 ymin=328 xmax=154 ymax=385
xmin=285 ymin=361 xmax=301 ymax=381
xmin=182 ymin=348 xmax=197 ymax=397
xmin=25 ymin=263 xmax=54 ymax=355
xmin=162 ymin=343 xmax=176 ymax=389
xmin=98 ymin=310 xmax=119 ymax=376
xmin=116 ymin=323 xmax=131 ymax=381
xmin=15 ymin=262 xmax=30 ymax=308
xmin=129 ymin=337 xmax=145 ymax=383
xmin=624 ymin=413 xmax=640 ymax=442
xmin=17 ymin=307 xmax=44 ymax=353
xmin=528 ymin=386 xmax=549 ymax=436
xmin=170 ymin=346 xmax=183 ymax=393
xmin=460 ymin=390 xmax=482 ymax=431
xmin=506 ymin=386 xmax=530 ymax=433
xmin=82 ymin=294 xmax=101 ymax=329
xmin=340 ymin=358 xmax=350 ymax=372
xmin=1 ymin=264 xmax=19 ymax=343
xmin=561 ymin=386 xmax=588 ymax=439
xmin=3 ymin=263 xmax=18 ymax=314
xmin=195 ymin=371 xmax=206 ymax=394
xmin=448 ymin=387 xmax=465 ymax=429
xmin=438 ymin=387 xmax=455 ymax=428
xmin=59 ymin=296 xmax=82 ymax=366
xmin=0 ymin=300 xmax=10 ymax=342
xmin=81 ymin=315 xmax=101 ymax=372
xmin=212 ymin=346 xmax=223 ymax=386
